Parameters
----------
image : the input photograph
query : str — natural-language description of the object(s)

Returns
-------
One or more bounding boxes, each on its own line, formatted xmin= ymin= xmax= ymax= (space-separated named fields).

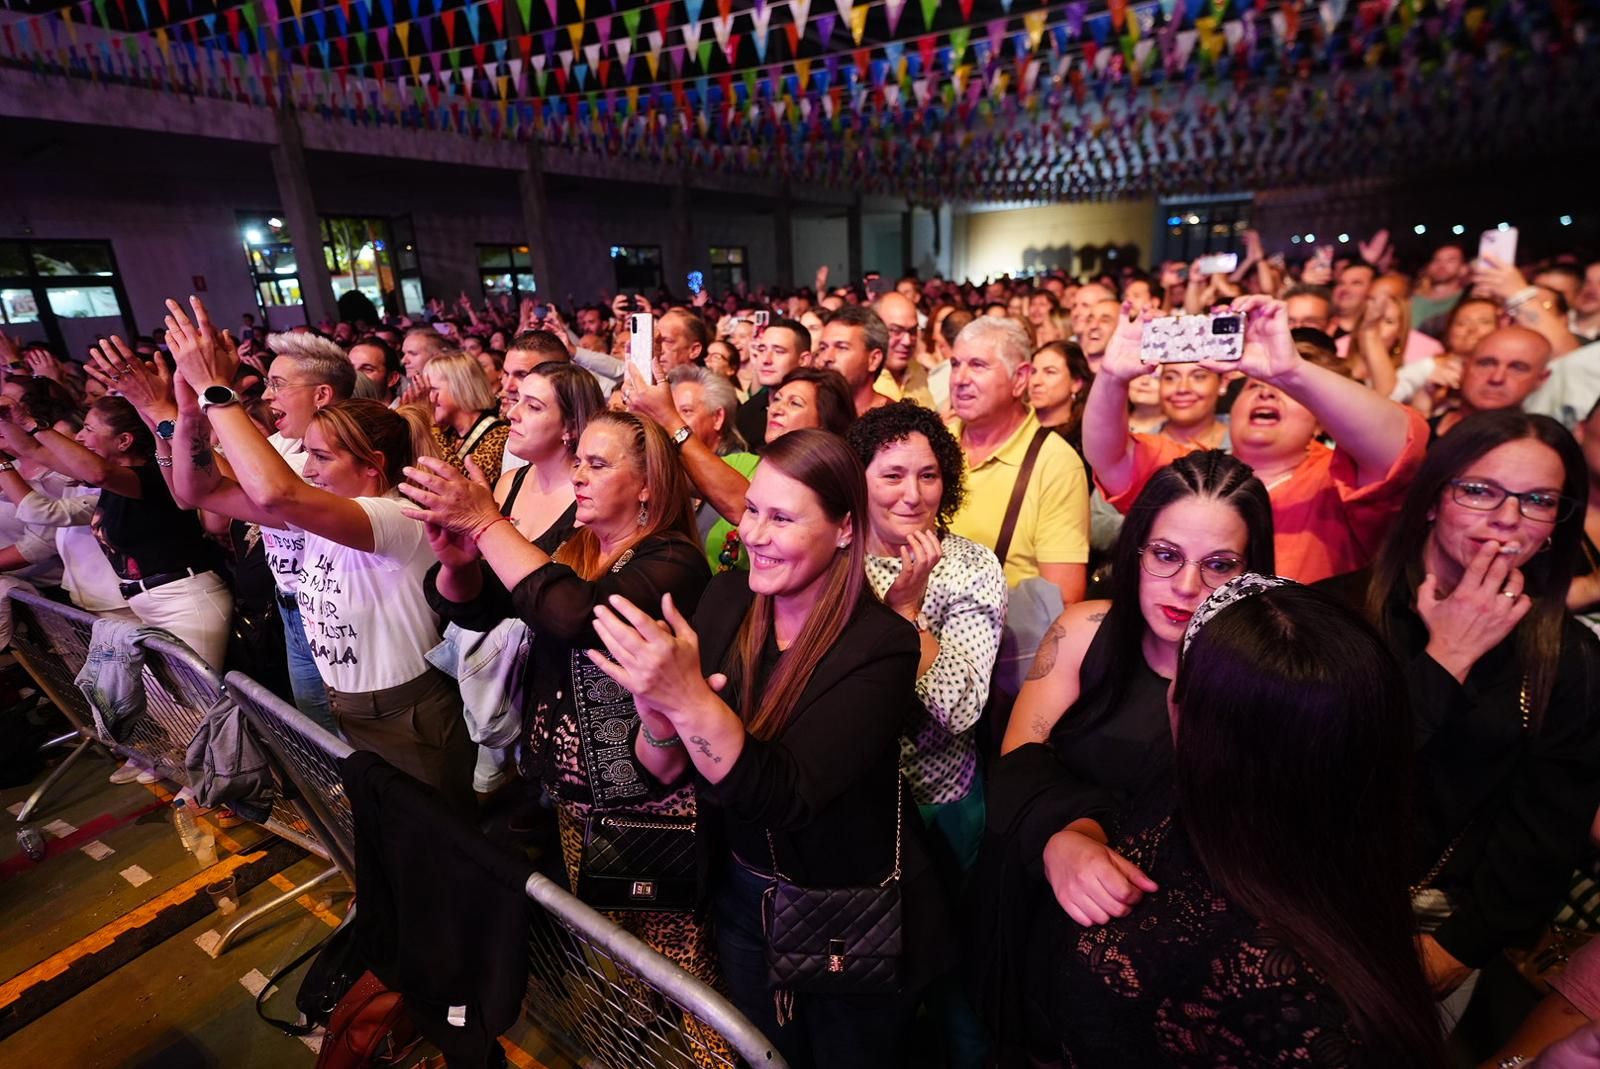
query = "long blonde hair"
xmin=308 ymin=399 xmax=439 ymax=493
xmin=551 ymin=411 xmax=697 ymax=579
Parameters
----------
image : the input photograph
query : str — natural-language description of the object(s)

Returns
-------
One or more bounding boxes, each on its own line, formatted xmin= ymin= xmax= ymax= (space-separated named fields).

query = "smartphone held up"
xmin=1139 ymin=312 xmax=1247 ymax=364
xmin=629 ymin=312 xmax=655 ymax=384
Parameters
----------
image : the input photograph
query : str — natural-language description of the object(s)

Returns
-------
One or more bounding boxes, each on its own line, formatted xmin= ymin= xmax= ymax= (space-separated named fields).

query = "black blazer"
xmin=692 ymin=571 xmax=954 ymax=987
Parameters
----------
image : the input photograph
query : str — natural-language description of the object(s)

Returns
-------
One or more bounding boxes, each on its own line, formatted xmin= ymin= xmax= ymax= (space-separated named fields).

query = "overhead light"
xmin=245 ymin=228 xmax=265 ymax=244
xmin=1186 ymin=214 xmax=1200 ymax=225
xmin=1337 ymin=233 xmax=1350 ymax=243
xmin=1497 ymin=221 xmax=1510 ymax=231
xmin=1413 ymin=224 xmax=1427 ymax=235
xmin=267 ymin=217 xmax=284 ymax=229
xmin=1451 ymin=224 xmax=1465 ymax=235
xmin=1560 ymin=215 xmax=1574 ymax=227
xmin=1290 ymin=235 xmax=1302 ymax=245
xmin=1304 ymin=233 xmax=1316 ymax=243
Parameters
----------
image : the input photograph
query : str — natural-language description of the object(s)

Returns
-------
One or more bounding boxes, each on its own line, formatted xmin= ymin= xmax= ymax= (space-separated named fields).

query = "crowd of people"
xmin=4 ymin=228 xmax=1600 ymax=1068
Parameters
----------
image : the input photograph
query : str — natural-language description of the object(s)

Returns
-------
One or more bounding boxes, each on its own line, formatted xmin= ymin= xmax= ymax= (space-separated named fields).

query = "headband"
xmin=1181 ymin=572 xmax=1294 ymax=659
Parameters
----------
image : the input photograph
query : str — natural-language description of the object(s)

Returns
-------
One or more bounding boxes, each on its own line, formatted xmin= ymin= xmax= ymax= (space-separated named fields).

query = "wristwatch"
xmin=155 ymin=418 xmax=177 ymax=441
xmin=913 ymin=611 xmax=932 ymax=634
xmin=199 ymin=385 xmax=240 ymax=411
xmin=670 ymin=425 xmax=692 ymax=448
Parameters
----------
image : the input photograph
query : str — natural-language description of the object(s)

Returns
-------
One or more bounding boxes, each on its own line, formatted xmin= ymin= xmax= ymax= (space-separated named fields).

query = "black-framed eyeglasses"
xmin=1449 ymin=479 xmax=1576 ymax=523
xmin=1138 ymin=541 xmax=1246 ymax=589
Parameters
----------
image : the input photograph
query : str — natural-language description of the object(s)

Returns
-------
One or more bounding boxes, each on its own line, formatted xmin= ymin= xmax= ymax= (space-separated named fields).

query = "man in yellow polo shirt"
xmin=873 ymin=291 xmax=937 ymax=409
xmin=947 ymin=317 xmax=1089 ymax=605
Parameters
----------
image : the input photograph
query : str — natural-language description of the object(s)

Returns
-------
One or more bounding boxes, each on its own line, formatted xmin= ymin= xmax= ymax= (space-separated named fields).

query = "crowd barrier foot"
xmin=212 ymin=862 xmax=345 ymax=957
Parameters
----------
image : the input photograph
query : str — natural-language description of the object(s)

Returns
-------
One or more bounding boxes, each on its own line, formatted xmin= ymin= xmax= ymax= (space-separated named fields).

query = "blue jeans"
xmin=278 ymin=601 xmax=336 ymax=735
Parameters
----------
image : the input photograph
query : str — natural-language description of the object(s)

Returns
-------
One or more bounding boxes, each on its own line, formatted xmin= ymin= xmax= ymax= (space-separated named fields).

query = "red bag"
xmin=313 ymin=970 xmax=422 ymax=1069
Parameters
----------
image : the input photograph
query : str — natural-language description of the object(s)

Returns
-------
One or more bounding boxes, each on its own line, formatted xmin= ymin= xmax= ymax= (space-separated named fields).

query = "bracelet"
xmin=154 ymin=456 xmax=173 ymax=468
xmin=1504 ymin=286 xmax=1539 ymax=311
xmin=470 ymin=514 xmax=512 ymax=543
xmin=0 ymin=462 xmax=14 ymax=473
xmin=639 ymin=721 xmax=684 ymax=748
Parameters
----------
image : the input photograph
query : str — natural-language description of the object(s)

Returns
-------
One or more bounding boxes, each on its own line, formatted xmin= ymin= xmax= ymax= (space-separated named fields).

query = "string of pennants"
xmin=0 ymin=0 xmax=1595 ymax=200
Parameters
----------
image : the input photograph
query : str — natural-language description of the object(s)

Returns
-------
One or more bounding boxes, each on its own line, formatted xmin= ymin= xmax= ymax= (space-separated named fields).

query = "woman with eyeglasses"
xmin=975 ymin=450 xmax=1274 ymax=1060
xmin=1319 ymin=410 xmax=1600 ymax=1025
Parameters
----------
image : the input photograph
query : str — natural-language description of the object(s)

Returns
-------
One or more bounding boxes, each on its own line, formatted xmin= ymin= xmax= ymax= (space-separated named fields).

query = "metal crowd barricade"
xmin=3 ymin=588 xmax=341 ymax=953
xmin=225 ymin=670 xmax=786 ymax=1068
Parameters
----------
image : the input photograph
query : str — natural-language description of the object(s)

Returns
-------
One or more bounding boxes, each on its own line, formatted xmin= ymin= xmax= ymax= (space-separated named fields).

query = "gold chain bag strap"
xmin=761 ymin=774 xmax=905 ymax=1024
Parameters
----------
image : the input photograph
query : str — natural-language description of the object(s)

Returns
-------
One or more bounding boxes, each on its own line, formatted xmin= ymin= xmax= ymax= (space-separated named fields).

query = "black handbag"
xmin=761 ymin=776 xmax=904 ymax=1015
xmin=577 ymin=809 xmax=703 ymax=912
xmin=571 ymin=641 xmax=704 ymax=913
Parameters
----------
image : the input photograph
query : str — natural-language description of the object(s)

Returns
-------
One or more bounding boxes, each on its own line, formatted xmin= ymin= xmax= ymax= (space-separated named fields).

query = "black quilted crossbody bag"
xmin=761 ymin=777 xmax=904 ymax=1018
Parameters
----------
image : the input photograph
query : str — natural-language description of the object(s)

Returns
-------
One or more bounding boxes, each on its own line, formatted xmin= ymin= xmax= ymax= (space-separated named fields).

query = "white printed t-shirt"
xmin=263 ymin=433 xmax=309 ymax=598
xmin=294 ymin=492 xmax=441 ymax=694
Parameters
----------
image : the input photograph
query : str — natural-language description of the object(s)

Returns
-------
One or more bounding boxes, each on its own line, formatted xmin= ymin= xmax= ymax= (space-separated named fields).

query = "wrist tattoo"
xmin=688 ymin=734 xmax=722 ymax=764
xmin=192 ymin=449 xmax=213 ymax=469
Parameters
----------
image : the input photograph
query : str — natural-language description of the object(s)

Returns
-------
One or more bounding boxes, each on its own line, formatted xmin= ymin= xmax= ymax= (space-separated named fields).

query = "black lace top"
xmin=1034 ymin=794 xmax=1376 ymax=1068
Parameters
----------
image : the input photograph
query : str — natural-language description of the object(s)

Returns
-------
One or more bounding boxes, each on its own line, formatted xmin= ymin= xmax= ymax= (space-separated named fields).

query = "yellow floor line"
xmin=0 ymin=849 xmax=267 ymax=1010
xmin=499 ymin=1035 xmax=550 ymax=1069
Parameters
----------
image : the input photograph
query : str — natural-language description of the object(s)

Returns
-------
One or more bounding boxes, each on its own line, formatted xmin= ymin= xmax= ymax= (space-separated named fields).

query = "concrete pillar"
xmin=518 ymin=137 xmax=558 ymax=303
xmin=270 ymin=108 xmax=336 ymax=327
xmin=667 ymin=167 xmax=695 ymax=295
xmin=773 ymin=183 xmax=794 ymax=290
xmin=846 ymin=194 xmax=863 ymax=283
xmin=900 ymin=205 xmax=914 ymax=278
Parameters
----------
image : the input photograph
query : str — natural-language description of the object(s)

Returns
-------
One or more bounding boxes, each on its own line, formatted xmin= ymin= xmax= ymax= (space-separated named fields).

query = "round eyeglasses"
xmin=1138 ymin=541 xmax=1246 ymax=589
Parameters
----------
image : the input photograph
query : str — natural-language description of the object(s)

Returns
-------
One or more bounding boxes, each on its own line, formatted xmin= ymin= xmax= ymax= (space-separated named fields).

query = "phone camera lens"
xmin=1212 ymin=316 xmax=1241 ymax=335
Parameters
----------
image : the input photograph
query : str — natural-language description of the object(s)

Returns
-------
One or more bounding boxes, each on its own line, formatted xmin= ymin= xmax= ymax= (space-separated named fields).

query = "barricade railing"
xmin=4 ymin=589 xmax=342 ymax=953
xmin=225 ymin=669 xmax=787 ymax=1068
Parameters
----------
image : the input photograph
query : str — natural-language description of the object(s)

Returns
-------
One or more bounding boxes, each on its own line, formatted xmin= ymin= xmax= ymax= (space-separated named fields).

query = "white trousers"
xmin=126 ymin=570 xmax=233 ymax=672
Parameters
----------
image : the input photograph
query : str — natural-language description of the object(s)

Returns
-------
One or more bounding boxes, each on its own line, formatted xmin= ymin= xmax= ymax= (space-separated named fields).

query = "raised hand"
xmin=163 ymin=296 xmax=239 ymax=390
xmin=882 ymin=528 xmax=943 ymax=622
xmin=1358 ymin=228 xmax=1392 ymax=271
xmin=1471 ymin=255 xmax=1529 ymax=303
xmin=814 ymin=264 xmax=829 ymax=294
xmin=424 ymin=520 xmax=482 ymax=570
xmin=396 ymin=455 xmax=501 ymax=538
xmin=1212 ymin=296 xmax=1298 ymax=382
xmin=1098 ymin=305 xmax=1153 ymax=384
xmin=86 ymin=336 xmax=175 ymax=425
xmin=1417 ymin=539 xmax=1532 ymax=683
xmin=587 ymin=592 xmax=713 ymax=726
xmin=24 ymin=348 xmax=63 ymax=383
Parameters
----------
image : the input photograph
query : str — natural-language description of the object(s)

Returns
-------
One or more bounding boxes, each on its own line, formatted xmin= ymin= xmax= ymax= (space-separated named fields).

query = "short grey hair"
xmin=265 ymin=332 xmax=357 ymax=399
xmin=955 ymin=316 xmax=1032 ymax=373
xmin=667 ymin=364 xmax=747 ymax=455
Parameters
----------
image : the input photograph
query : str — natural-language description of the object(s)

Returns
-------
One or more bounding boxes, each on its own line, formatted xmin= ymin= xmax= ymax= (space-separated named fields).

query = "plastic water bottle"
xmin=172 ymin=799 xmax=202 ymax=854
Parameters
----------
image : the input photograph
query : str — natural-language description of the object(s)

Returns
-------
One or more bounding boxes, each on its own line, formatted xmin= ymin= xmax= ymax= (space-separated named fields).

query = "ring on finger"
xmin=1501 ymin=588 xmax=1518 ymax=599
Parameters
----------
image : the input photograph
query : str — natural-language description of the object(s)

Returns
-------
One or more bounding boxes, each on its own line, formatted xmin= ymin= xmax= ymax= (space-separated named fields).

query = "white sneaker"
xmin=108 ymin=759 xmax=143 ymax=784
xmin=135 ymin=767 xmax=159 ymax=784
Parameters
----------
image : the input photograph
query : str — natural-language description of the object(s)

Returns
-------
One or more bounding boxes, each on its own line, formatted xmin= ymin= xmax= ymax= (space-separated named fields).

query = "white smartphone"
xmin=1140 ymin=313 xmax=1247 ymax=363
xmin=1195 ymin=252 xmax=1239 ymax=276
xmin=752 ymin=310 xmax=769 ymax=328
xmin=1479 ymin=227 xmax=1518 ymax=268
xmin=628 ymin=312 xmax=655 ymax=384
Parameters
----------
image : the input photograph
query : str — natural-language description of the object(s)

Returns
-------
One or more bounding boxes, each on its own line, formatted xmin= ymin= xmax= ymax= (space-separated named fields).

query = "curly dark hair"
xmin=845 ymin=400 xmax=967 ymax=533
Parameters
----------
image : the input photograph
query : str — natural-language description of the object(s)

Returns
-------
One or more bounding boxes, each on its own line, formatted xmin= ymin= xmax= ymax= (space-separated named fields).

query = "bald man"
xmin=872 ymin=291 xmax=934 ymax=408
xmin=1070 ymin=282 xmax=1116 ymax=339
xmin=1433 ymin=326 xmax=1553 ymax=438
xmin=1078 ymin=297 xmax=1122 ymax=373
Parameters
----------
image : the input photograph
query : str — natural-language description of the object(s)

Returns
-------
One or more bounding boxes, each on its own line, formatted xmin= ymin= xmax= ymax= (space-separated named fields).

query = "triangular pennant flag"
xmin=833 ymin=0 xmax=851 ymax=25
xmin=919 ymin=0 xmax=938 ymax=29
xmin=567 ymin=22 xmax=583 ymax=50
xmin=816 ymin=12 xmax=835 ymax=42
xmin=583 ymin=41 xmax=600 ymax=68
xmin=682 ymin=18 xmax=703 ymax=53
xmin=595 ymin=14 xmax=612 ymax=44
xmin=684 ymin=0 xmax=705 ymax=23
xmin=1023 ymin=9 xmax=1046 ymax=49
xmin=622 ymin=8 xmax=642 ymax=36
xmin=884 ymin=0 xmax=906 ymax=33
xmin=697 ymin=39 xmax=713 ymax=68
xmin=615 ymin=36 xmax=632 ymax=63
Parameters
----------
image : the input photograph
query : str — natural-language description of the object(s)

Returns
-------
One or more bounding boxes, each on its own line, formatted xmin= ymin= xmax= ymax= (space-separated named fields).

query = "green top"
xmin=699 ymin=451 xmax=761 ymax=573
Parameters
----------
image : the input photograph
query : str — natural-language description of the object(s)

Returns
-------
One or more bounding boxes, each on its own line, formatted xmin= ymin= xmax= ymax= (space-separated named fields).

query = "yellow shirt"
xmin=948 ymin=410 xmax=1089 ymax=585
xmin=875 ymin=364 xmax=936 ymax=410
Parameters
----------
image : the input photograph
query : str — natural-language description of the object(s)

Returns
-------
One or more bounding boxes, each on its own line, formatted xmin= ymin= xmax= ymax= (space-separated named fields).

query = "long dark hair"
xmin=1071 ymin=451 xmax=1274 ymax=729
xmin=1031 ymin=340 xmax=1092 ymax=441
xmin=723 ymin=429 xmax=868 ymax=740
xmin=1175 ymin=584 xmax=1447 ymax=1068
xmin=1365 ymin=410 xmax=1585 ymax=730
xmin=529 ymin=360 xmax=604 ymax=456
